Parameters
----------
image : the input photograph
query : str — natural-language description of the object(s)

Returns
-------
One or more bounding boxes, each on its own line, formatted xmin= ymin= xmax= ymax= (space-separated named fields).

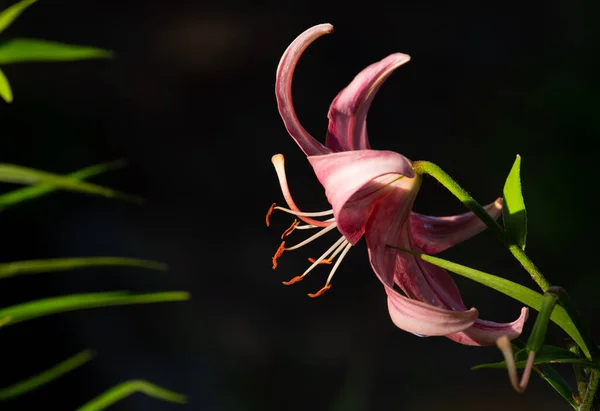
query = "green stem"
xmin=413 ymin=160 xmax=551 ymax=292
xmin=580 ymin=370 xmax=600 ymax=411
xmin=568 ymin=343 xmax=587 ymax=401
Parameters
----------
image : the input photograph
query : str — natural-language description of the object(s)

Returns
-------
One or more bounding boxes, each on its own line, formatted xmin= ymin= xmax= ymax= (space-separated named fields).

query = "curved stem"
xmin=580 ymin=370 xmax=600 ymax=411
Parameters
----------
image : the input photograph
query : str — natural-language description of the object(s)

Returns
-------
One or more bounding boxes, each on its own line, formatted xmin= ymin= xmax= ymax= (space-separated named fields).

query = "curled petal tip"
xmin=496 ymin=335 xmax=534 ymax=393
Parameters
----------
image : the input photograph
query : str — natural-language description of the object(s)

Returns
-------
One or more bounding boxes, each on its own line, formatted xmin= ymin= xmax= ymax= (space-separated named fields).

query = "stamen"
xmin=308 ymin=284 xmax=331 ymax=298
xmin=282 ymin=276 xmax=303 ymax=285
xmin=281 ymin=219 xmax=300 ymax=239
xmin=273 ymin=206 xmax=334 ymax=218
xmin=266 ymin=203 xmax=276 ymax=227
xmin=272 ymin=241 xmax=286 ymax=269
xmin=281 ymin=236 xmax=346 ymax=285
xmin=308 ymin=238 xmax=348 ymax=264
xmin=295 ymin=218 xmax=336 ymax=230
xmin=285 ymin=223 xmax=338 ymax=251
xmin=496 ymin=335 xmax=535 ymax=393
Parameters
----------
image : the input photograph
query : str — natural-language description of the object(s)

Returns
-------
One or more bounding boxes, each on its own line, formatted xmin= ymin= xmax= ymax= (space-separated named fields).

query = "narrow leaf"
xmin=0 ymin=257 xmax=166 ymax=279
xmin=535 ymin=364 xmax=579 ymax=409
xmin=526 ymin=290 xmax=559 ymax=353
xmin=0 ymin=159 xmax=126 ymax=209
xmin=0 ymin=163 xmax=142 ymax=203
xmin=0 ymin=0 xmax=37 ymax=35
xmin=75 ymin=380 xmax=187 ymax=411
xmin=503 ymin=155 xmax=527 ymax=249
xmin=0 ymin=38 xmax=112 ymax=64
xmin=0 ymin=291 xmax=190 ymax=325
xmin=0 ymin=68 xmax=13 ymax=102
xmin=0 ymin=350 xmax=94 ymax=400
xmin=389 ymin=246 xmax=591 ymax=358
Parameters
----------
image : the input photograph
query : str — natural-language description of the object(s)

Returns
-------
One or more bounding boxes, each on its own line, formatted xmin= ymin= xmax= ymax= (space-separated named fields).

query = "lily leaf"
xmin=389 ymin=246 xmax=591 ymax=358
xmin=0 ymin=257 xmax=166 ymax=279
xmin=0 ymin=163 xmax=142 ymax=203
xmin=75 ymin=380 xmax=187 ymax=411
xmin=0 ymin=159 xmax=127 ymax=209
xmin=0 ymin=67 xmax=12 ymax=102
xmin=503 ymin=155 xmax=527 ymax=249
xmin=535 ymin=364 xmax=579 ymax=409
xmin=0 ymin=38 xmax=112 ymax=64
xmin=0 ymin=349 xmax=94 ymax=400
xmin=0 ymin=291 xmax=190 ymax=325
xmin=0 ymin=0 xmax=37 ymax=35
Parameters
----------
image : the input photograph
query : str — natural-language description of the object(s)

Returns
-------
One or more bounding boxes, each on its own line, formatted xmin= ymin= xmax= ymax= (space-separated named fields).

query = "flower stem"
xmin=580 ymin=370 xmax=600 ymax=411
xmin=508 ymin=245 xmax=550 ymax=292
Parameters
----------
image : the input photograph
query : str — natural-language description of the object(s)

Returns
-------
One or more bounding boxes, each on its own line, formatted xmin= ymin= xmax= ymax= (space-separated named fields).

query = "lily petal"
xmin=276 ymin=24 xmax=333 ymax=156
xmin=308 ymin=150 xmax=415 ymax=244
xmin=326 ymin=53 xmax=411 ymax=152
xmin=445 ymin=307 xmax=529 ymax=346
xmin=385 ymin=285 xmax=478 ymax=336
xmin=409 ymin=198 xmax=503 ymax=254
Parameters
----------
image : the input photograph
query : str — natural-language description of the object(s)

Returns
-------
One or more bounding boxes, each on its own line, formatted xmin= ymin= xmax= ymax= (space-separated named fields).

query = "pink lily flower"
xmin=266 ymin=23 xmax=528 ymax=345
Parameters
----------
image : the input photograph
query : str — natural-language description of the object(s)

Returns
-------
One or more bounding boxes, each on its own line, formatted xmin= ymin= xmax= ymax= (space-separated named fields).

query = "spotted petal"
xmin=308 ymin=150 xmax=415 ymax=244
xmin=276 ymin=24 xmax=333 ymax=156
xmin=326 ymin=53 xmax=411 ymax=152
xmin=410 ymin=198 xmax=503 ymax=254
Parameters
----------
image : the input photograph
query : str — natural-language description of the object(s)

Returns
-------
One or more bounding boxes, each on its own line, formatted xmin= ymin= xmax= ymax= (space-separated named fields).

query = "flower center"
xmin=266 ymin=154 xmax=353 ymax=297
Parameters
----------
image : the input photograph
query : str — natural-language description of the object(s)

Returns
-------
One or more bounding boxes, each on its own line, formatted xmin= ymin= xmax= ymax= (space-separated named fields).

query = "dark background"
xmin=0 ymin=0 xmax=598 ymax=410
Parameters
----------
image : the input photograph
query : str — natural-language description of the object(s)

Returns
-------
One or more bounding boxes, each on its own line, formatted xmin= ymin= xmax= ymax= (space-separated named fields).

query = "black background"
xmin=0 ymin=0 xmax=598 ymax=410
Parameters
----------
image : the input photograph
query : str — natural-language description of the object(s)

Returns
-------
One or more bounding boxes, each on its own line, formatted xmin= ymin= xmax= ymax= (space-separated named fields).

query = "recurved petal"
xmin=409 ymin=198 xmax=503 ymax=254
xmin=308 ymin=150 xmax=415 ymax=244
xmin=276 ymin=24 xmax=333 ymax=156
xmin=445 ymin=307 xmax=529 ymax=346
xmin=385 ymin=285 xmax=478 ymax=336
xmin=325 ymin=53 xmax=411 ymax=152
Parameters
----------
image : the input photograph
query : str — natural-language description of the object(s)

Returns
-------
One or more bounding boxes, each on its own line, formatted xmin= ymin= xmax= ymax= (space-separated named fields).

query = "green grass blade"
xmin=0 ymin=163 xmax=142 ymax=203
xmin=0 ymin=349 xmax=94 ymax=400
xmin=0 ymin=38 xmax=112 ymax=64
xmin=0 ymin=291 xmax=190 ymax=325
xmin=0 ymin=0 xmax=37 ymax=35
xmin=76 ymin=380 xmax=187 ymax=411
xmin=0 ymin=68 xmax=13 ymax=102
xmin=0 ymin=160 xmax=126 ymax=209
xmin=389 ymin=246 xmax=590 ymax=358
xmin=0 ymin=257 xmax=166 ymax=279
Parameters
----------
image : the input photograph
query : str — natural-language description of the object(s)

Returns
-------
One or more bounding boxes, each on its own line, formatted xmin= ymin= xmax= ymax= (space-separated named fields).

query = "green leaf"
xmin=0 ymin=38 xmax=112 ymax=64
xmin=0 ymin=0 xmax=37 ymax=35
xmin=503 ymin=155 xmax=527 ymax=249
xmin=0 ymin=349 xmax=94 ymax=400
xmin=0 ymin=163 xmax=142 ymax=203
xmin=526 ymin=291 xmax=559 ymax=352
xmin=75 ymin=380 xmax=187 ymax=411
xmin=0 ymin=159 xmax=127 ymax=209
xmin=389 ymin=246 xmax=591 ymax=358
xmin=0 ymin=67 xmax=12 ymax=102
xmin=0 ymin=257 xmax=166 ymax=279
xmin=0 ymin=291 xmax=190 ymax=325
xmin=535 ymin=364 xmax=578 ymax=409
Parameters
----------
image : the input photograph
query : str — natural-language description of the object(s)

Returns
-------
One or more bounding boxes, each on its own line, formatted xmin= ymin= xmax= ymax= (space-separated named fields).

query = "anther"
xmin=266 ymin=203 xmax=276 ymax=227
xmin=308 ymin=257 xmax=332 ymax=265
xmin=272 ymin=241 xmax=285 ymax=269
xmin=282 ymin=276 xmax=303 ymax=285
xmin=307 ymin=284 xmax=331 ymax=298
xmin=281 ymin=219 xmax=300 ymax=239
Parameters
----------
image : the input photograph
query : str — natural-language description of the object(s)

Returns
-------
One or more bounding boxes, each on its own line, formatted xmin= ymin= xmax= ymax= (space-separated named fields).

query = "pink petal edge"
xmin=445 ymin=307 xmax=529 ymax=346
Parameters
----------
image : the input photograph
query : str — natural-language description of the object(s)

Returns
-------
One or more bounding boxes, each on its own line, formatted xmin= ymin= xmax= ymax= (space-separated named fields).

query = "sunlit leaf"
xmin=0 ymin=159 xmax=126 ymax=209
xmin=0 ymin=67 xmax=12 ymax=102
xmin=0 ymin=163 xmax=142 ymax=203
xmin=0 ymin=38 xmax=112 ymax=64
xmin=0 ymin=0 xmax=37 ymax=35
xmin=75 ymin=380 xmax=187 ymax=411
xmin=0 ymin=291 xmax=190 ymax=325
xmin=503 ymin=155 xmax=527 ymax=249
xmin=0 ymin=257 xmax=166 ymax=279
xmin=0 ymin=350 xmax=94 ymax=400
xmin=389 ymin=246 xmax=591 ymax=358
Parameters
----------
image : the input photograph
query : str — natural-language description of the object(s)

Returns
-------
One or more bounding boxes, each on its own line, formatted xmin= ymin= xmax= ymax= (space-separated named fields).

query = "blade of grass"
xmin=0 ymin=38 xmax=112 ymax=64
xmin=0 ymin=0 xmax=37 ymax=35
xmin=75 ymin=380 xmax=187 ymax=411
xmin=0 ymin=257 xmax=166 ymax=279
xmin=0 ymin=350 xmax=94 ymax=400
xmin=0 ymin=291 xmax=190 ymax=325
xmin=0 ymin=68 xmax=13 ymax=103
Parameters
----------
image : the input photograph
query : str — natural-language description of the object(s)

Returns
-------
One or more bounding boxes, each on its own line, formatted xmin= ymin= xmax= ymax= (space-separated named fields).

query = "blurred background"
xmin=0 ymin=0 xmax=598 ymax=410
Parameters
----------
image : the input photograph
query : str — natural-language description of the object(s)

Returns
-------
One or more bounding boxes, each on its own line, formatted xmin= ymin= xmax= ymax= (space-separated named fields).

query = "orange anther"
xmin=282 ymin=275 xmax=303 ymax=285
xmin=271 ymin=241 xmax=285 ymax=269
xmin=281 ymin=219 xmax=300 ymax=239
xmin=307 ymin=284 xmax=331 ymax=298
xmin=307 ymin=257 xmax=332 ymax=265
xmin=266 ymin=203 xmax=276 ymax=227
